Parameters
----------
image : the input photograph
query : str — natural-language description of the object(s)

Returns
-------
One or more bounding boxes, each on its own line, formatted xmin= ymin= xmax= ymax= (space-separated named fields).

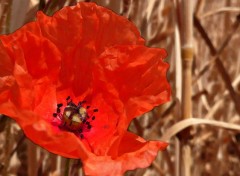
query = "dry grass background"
xmin=0 ymin=0 xmax=240 ymax=176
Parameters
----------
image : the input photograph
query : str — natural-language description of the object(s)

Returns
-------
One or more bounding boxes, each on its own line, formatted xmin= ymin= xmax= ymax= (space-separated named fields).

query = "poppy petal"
xmin=0 ymin=28 xmax=61 ymax=112
xmin=36 ymin=2 xmax=144 ymax=53
xmin=35 ymin=2 xmax=144 ymax=97
xmin=0 ymin=29 xmax=61 ymax=81
xmin=93 ymin=45 xmax=171 ymax=121
xmin=83 ymin=132 xmax=168 ymax=176
xmin=0 ymin=43 xmax=17 ymax=118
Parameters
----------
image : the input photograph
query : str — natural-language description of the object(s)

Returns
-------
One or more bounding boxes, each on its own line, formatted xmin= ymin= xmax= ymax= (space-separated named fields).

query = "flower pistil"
xmin=52 ymin=96 xmax=97 ymax=139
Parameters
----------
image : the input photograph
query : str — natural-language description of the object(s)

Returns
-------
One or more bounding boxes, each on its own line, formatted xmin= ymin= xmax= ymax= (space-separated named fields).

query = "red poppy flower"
xmin=0 ymin=2 xmax=170 ymax=175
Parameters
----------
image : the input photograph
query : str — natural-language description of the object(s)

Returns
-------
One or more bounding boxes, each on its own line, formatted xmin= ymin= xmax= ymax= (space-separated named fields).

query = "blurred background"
xmin=0 ymin=0 xmax=240 ymax=175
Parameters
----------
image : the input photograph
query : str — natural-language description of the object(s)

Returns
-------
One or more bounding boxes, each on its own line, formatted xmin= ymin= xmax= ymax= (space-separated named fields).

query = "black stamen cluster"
xmin=52 ymin=96 xmax=98 ymax=139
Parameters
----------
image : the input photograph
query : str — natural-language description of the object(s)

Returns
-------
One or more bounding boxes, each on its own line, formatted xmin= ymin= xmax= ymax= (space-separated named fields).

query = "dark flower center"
xmin=52 ymin=96 xmax=97 ymax=139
